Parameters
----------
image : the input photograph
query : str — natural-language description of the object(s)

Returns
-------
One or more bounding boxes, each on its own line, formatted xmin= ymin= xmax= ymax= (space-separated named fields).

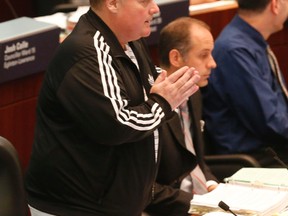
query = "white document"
xmin=189 ymin=183 xmax=288 ymax=216
xmin=224 ymin=168 xmax=288 ymax=188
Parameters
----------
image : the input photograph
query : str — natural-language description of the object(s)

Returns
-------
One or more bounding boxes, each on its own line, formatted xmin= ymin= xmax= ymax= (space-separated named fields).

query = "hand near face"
xmin=151 ymin=66 xmax=200 ymax=110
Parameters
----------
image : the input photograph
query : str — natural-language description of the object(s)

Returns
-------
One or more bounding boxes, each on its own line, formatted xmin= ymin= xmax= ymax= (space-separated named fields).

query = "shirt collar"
xmin=233 ymin=15 xmax=268 ymax=49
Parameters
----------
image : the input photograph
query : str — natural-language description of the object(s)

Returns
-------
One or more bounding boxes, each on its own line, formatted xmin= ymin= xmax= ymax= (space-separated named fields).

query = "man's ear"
xmin=169 ymin=49 xmax=184 ymax=68
xmin=106 ymin=0 xmax=118 ymax=13
xmin=270 ymin=0 xmax=279 ymax=15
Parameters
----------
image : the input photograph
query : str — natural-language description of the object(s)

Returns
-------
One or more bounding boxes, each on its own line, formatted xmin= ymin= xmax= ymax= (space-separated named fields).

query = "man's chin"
xmin=142 ymin=30 xmax=152 ymax=38
xmin=198 ymin=81 xmax=209 ymax=88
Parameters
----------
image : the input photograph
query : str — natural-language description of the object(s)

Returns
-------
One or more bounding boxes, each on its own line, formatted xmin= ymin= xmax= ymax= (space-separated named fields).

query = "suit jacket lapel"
xmin=166 ymin=112 xmax=186 ymax=149
xmin=188 ymin=91 xmax=204 ymax=158
xmin=166 ymin=91 xmax=203 ymax=151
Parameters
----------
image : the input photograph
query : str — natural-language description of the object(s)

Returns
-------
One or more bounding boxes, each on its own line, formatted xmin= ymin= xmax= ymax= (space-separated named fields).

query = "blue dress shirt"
xmin=202 ymin=15 xmax=288 ymax=154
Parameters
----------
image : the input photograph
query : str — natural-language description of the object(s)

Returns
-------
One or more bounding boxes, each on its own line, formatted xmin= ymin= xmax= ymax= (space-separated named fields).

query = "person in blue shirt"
xmin=202 ymin=0 xmax=288 ymax=167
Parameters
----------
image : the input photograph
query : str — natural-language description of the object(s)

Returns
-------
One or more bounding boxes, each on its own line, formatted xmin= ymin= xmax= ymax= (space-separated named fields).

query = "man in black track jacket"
xmin=25 ymin=0 xmax=201 ymax=215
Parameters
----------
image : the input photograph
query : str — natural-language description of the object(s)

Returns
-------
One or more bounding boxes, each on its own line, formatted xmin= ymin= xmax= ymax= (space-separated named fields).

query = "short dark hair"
xmin=237 ymin=0 xmax=271 ymax=12
xmin=159 ymin=17 xmax=210 ymax=68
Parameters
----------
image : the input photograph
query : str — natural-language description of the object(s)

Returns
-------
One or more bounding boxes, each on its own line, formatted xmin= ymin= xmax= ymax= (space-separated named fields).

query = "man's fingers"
xmin=172 ymin=69 xmax=200 ymax=93
xmin=150 ymin=66 xmax=201 ymax=110
xmin=167 ymin=66 xmax=191 ymax=84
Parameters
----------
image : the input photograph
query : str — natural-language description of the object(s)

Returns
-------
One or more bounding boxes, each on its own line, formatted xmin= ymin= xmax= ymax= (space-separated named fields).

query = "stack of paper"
xmin=189 ymin=168 xmax=288 ymax=216
xmin=224 ymin=168 xmax=288 ymax=189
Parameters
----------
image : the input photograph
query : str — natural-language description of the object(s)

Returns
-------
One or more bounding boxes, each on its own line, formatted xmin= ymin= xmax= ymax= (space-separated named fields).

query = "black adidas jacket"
xmin=25 ymin=8 xmax=188 ymax=216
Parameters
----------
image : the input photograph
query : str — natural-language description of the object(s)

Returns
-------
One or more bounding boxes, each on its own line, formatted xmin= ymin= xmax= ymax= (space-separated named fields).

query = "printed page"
xmin=189 ymin=183 xmax=288 ymax=216
xmin=224 ymin=168 xmax=288 ymax=188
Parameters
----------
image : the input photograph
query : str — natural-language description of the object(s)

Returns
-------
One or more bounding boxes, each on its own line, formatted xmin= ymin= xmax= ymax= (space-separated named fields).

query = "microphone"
xmin=266 ymin=147 xmax=288 ymax=169
xmin=218 ymin=201 xmax=238 ymax=216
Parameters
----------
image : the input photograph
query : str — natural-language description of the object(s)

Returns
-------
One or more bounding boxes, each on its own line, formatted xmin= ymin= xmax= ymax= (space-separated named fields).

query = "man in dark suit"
xmin=142 ymin=17 xmax=219 ymax=216
xmin=156 ymin=17 xmax=218 ymax=194
xmin=144 ymin=17 xmax=219 ymax=216
xmin=156 ymin=93 xmax=217 ymax=190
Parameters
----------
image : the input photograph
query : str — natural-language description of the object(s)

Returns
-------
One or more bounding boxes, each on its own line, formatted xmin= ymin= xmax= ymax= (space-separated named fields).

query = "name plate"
xmin=0 ymin=17 xmax=60 ymax=84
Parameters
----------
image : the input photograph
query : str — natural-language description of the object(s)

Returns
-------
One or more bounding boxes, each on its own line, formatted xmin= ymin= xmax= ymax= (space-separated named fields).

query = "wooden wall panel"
xmin=0 ymin=73 xmax=44 ymax=171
